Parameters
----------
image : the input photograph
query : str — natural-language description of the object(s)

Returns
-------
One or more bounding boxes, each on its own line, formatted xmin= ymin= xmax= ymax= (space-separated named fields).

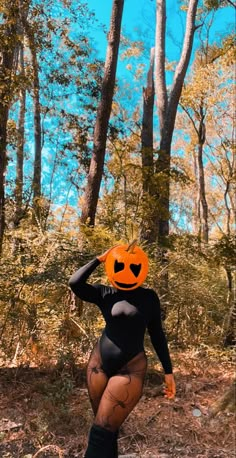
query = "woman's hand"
xmin=164 ymin=374 xmax=176 ymax=399
xmin=97 ymin=246 xmax=116 ymax=263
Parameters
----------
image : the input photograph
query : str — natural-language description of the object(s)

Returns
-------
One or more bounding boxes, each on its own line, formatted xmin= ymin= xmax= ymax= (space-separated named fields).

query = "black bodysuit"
xmin=69 ymin=258 xmax=172 ymax=377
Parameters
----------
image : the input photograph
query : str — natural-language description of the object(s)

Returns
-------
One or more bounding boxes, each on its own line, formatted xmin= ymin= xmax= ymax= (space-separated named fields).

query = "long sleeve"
xmin=147 ymin=290 xmax=173 ymax=374
xmin=68 ymin=258 xmax=103 ymax=304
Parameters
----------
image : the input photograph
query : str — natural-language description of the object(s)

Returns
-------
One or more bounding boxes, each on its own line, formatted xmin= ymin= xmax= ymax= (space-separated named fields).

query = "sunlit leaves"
xmin=204 ymin=0 xmax=235 ymax=10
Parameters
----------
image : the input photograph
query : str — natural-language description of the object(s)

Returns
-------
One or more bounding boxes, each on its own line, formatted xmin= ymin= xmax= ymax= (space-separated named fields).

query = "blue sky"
xmin=87 ymin=0 xmax=157 ymax=64
xmin=87 ymin=0 xmax=234 ymax=62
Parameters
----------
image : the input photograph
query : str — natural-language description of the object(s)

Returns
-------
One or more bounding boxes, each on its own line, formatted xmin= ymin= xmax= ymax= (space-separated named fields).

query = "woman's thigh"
xmin=86 ymin=342 xmax=109 ymax=415
xmin=94 ymin=352 xmax=147 ymax=431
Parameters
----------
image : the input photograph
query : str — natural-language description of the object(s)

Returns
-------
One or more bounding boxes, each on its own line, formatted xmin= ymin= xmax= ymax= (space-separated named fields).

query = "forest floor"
xmin=0 ymin=347 xmax=235 ymax=458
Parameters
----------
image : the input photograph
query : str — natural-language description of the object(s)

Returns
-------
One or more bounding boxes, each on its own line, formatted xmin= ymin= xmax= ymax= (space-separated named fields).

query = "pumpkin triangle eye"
xmin=130 ymin=263 xmax=141 ymax=277
xmin=114 ymin=260 xmax=125 ymax=273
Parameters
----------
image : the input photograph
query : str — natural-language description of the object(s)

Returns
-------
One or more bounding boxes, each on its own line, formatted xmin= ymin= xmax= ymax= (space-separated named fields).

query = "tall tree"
xmin=14 ymin=44 xmax=26 ymax=229
xmin=81 ymin=0 xmax=124 ymax=225
xmin=140 ymin=48 xmax=155 ymax=241
xmin=181 ymin=100 xmax=209 ymax=243
xmin=151 ymin=0 xmax=199 ymax=243
xmin=23 ymin=17 xmax=42 ymax=221
xmin=0 ymin=1 xmax=19 ymax=254
xmin=30 ymin=36 xmax=42 ymax=209
xmin=14 ymin=0 xmax=30 ymax=229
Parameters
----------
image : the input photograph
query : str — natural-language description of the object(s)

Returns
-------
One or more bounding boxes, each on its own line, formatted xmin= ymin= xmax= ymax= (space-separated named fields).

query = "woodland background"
xmin=0 ymin=0 xmax=235 ymax=457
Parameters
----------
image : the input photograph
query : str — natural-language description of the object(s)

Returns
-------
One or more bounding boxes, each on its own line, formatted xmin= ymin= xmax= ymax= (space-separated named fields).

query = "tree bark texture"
xmin=141 ymin=47 xmax=155 ymax=193
xmin=30 ymin=37 xmax=42 ymax=204
xmin=0 ymin=2 xmax=19 ymax=254
xmin=14 ymin=44 xmax=26 ymax=227
xmin=155 ymin=1 xmax=168 ymax=138
xmin=80 ymin=0 xmax=124 ymax=225
xmin=22 ymin=11 xmax=42 ymax=221
xmin=141 ymin=48 xmax=155 ymax=241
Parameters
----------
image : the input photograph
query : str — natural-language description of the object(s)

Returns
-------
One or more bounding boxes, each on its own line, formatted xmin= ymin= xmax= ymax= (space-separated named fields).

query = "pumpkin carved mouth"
xmin=114 ymin=281 xmax=138 ymax=289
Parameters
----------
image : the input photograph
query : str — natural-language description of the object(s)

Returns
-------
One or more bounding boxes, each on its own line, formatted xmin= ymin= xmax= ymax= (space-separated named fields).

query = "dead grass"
xmin=0 ymin=348 xmax=235 ymax=458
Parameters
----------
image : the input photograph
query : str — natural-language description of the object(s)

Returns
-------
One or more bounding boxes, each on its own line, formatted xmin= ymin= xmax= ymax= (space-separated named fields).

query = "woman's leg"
xmin=94 ymin=351 xmax=147 ymax=431
xmin=85 ymin=343 xmax=116 ymax=458
xmin=85 ymin=351 xmax=147 ymax=458
xmin=86 ymin=342 xmax=109 ymax=415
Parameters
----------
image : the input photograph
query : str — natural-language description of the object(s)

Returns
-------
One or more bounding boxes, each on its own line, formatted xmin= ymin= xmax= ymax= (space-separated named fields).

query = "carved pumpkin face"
xmin=105 ymin=242 xmax=149 ymax=290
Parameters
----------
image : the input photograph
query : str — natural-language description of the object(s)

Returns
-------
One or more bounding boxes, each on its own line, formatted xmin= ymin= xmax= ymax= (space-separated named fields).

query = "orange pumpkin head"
xmin=105 ymin=241 xmax=149 ymax=290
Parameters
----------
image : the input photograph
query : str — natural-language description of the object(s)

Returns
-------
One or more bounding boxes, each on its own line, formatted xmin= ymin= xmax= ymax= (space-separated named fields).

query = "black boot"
xmin=84 ymin=424 xmax=118 ymax=458
xmin=111 ymin=429 xmax=119 ymax=458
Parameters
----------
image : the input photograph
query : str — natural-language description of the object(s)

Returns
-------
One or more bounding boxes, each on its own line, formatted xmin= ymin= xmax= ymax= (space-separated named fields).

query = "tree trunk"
xmin=192 ymin=149 xmax=200 ymax=236
xmin=14 ymin=44 xmax=26 ymax=227
xmin=141 ymin=48 xmax=155 ymax=241
xmin=0 ymin=2 xmax=19 ymax=254
xmin=147 ymin=0 xmax=199 ymax=312
xmin=180 ymin=101 xmax=209 ymax=244
xmin=196 ymin=105 xmax=209 ymax=243
xmin=224 ymin=266 xmax=236 ymax=347
xmin=222 ymin=138 xmax=235 ymax=235
xmin=10 ymin=43 xmax=27 ymax=257
xmin=31 ymin=38 xmax=42 ymax=214
xmin=141 ymin=47 xmax=155 ymax=192
xmin=155 ymin=1 xmax=168 ymax=139
xmin=154 ymin=0 xmax=199 ymax=242
xmin=0 ymin=103 xmax=9 ymax=255
xmin=224 ymin=180 xmax=231 ymax=236
xmin=80 ymin=0 xmax=124 ymax=226
xmin=197 ymin=146 xmax=209 ymax=243
xmin=23 ymin=14 xmax=42 ymax=221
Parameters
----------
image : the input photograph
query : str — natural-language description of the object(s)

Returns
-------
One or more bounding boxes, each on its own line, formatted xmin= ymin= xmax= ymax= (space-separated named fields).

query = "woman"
xmin=69 ymin=243 xmax=176 ymax=458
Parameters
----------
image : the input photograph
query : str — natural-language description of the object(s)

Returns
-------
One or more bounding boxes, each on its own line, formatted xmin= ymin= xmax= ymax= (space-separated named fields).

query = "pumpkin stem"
xmin=126 ymin=239 xmax=137 ymax=253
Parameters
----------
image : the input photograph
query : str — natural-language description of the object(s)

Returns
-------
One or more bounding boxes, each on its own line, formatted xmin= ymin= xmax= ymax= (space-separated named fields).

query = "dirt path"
xmin=0 ymin=349 xmax=234 ymax=457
